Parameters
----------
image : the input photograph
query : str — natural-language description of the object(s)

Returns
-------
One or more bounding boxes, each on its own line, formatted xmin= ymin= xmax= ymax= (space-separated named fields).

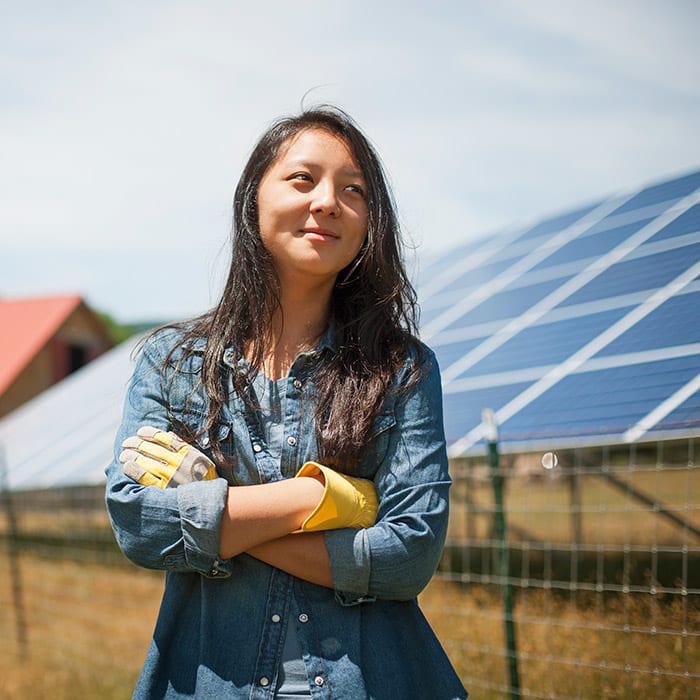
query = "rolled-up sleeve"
xmin=104 ymin=332 xmax=231 ymax=578
xmin=325 ymin=349 xmax=450 ymax=602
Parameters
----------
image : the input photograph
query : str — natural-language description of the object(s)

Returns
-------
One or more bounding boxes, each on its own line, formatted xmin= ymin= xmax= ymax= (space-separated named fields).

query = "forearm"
xmin=218 ymin=478 xmax=324 ymax=558
xmin=247 ymin=532 xmax=333 ymax=588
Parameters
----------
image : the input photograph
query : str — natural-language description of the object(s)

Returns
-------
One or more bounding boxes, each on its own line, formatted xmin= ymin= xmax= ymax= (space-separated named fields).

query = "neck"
xmin=259 ymin=278 xmax=334 ymax=380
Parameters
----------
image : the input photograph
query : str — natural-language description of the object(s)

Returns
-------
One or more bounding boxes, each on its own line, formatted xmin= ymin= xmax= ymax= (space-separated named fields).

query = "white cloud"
xmin=1 ymin=1 xmax=698 ymax=320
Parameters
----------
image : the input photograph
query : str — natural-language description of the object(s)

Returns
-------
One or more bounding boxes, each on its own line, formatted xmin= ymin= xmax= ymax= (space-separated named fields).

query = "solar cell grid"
xmin=594 ymin=289 xmax=700 ymax=357
xmin=661 ymin=388 xmax=700 ymax=431
xmin=453 ymin=306 xmax=631 ymax=378
xmin=608 ymin=170 xmax=700 ymax=216
xmin=418 ymin=247 xmax=471 ymax=282
xmin=583 ymin=200 xmax=676 ymax=236
xmin=442 ymin=276 xmax=566 ymax=331
xmin=529 ymin=218 xmax=655 ymax=271
xmin=442 ymin=382 xmax=532 ymax=444
xmin=448 ymin=254 xmax=530 ymax=294
xmin=431 ymin=337 xmax=487 ymax=368
xmin=420 ymin=288 xmax=474 ymax=319
xmin=559 ymin=242 xmax=700 ymax=307
xmin=646 ymin=202 xmax=700 ymax=243
xmin=499 ymin=357 xmax=700 ymax=441
xmin=515 ymin=202 xmax=600 ymax=242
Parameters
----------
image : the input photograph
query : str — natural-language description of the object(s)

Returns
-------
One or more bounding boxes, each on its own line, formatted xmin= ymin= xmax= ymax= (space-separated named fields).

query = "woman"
xmin=105 ymin=105 xmax=467 ymax=699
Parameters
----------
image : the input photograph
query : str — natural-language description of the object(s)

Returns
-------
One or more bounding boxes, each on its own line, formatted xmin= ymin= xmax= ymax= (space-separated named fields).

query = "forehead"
xmin=273 ymin=128 xmax=363 ymax=175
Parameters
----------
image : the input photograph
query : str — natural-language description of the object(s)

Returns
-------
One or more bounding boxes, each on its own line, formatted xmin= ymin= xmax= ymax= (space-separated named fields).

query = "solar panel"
xmin=422 ymin=169 xmax=700 ymax=455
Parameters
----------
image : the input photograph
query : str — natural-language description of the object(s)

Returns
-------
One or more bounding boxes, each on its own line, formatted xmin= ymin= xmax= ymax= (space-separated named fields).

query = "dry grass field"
xmin=0 ymin=454 xmax=697 ymax=698
xmin=0 ymin=556 xmax=162 ymax=699
xmin=420 ymin=579 xmax=698 ymax=699
xmin=0 ymin=554 xmax=697 ymax=699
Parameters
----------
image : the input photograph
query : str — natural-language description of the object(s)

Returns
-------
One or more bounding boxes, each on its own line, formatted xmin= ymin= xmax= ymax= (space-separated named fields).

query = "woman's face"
xmin=257 ymin=128 xmax=368 ymax=289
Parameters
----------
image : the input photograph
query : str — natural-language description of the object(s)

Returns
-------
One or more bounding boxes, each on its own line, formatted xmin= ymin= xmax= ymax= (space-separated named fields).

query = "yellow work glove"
xmin=292 ymin=462 xmax=378 ymax=533
xmin=119 ymin=426 xmax=218 ymax=488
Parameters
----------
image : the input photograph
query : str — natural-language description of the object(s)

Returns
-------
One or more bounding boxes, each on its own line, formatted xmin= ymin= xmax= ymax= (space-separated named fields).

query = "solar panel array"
xmin=2 ymin=170 xmax=699 ymax=490
xmin=418 ymin=170 xmax=700 ymax=456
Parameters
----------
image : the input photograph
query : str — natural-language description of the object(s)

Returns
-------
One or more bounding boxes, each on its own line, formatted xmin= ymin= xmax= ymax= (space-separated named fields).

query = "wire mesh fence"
xmin=422 ymin=437 xmax=699 ymax=699
xmin=1 ymin=438 xmax=698 ymax=698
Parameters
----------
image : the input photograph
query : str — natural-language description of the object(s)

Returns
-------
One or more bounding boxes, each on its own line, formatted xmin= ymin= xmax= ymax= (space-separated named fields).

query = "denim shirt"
xmin=105 ymin=327 xmax=467 ymax=700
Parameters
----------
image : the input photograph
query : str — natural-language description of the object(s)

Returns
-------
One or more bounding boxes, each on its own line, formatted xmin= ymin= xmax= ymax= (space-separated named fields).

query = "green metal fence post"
xmin=483 ymin=409 xmax=521 ymax=699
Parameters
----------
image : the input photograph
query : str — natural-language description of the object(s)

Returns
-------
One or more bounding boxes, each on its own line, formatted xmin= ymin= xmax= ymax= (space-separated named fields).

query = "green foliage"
xmin=96 ymin=312 xmax=162 ymax=345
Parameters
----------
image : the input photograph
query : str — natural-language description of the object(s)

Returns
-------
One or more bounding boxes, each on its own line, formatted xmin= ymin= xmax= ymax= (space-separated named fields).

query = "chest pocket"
xmin=353 ymin=411 xmax=396 ymax=478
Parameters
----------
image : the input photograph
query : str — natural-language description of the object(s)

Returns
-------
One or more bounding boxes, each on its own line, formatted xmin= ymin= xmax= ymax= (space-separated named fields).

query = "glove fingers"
xmin=121 ymin=428 xmax=216 ymax=489
xmin=121 ymin=438 xmax=181 ymax=466
xmin=120 ymin=435 xmax=143 ymax=451
xmin=119 ymin=446 xmax=163 ymax=467
xmin=138 ymin=441 xmax=182 ymax=464
xmin=120 ymin=449 xmax=174 ymax=480
xmin=137 ymin=426 xmax=188 ymax=451
xmin=123 ymin=460 xmax=165 ymax=488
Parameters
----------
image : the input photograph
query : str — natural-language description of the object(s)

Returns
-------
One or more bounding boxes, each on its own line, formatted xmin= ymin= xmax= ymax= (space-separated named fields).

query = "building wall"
xmin=0 ymin=305 xmax=112 ymax=418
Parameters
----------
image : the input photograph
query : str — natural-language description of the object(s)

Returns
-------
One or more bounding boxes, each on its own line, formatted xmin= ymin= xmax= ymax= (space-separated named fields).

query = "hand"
xmin=120 ymin=426 xmax=217 ymax=488
xmin=292 ymin=462 xmax=378 ymax=533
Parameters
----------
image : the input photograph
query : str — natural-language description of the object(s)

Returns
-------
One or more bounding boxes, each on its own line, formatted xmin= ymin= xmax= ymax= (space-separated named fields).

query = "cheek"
xmin=352 ymin=213 xmax=369 ymax=253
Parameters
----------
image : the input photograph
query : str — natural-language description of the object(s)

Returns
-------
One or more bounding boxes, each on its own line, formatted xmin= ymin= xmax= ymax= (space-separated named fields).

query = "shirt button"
xmin=271 ymin=614 xmax=281 ymax=623
xmin=314 ymin=676 xmax=324 ymax=686
xmin=201 ymin=436 xmax=210 ymax=447
xmin=253 ymin=444 xmax=262 ymax=453
xmin=298 ymin=613 xmax=309 ymax=623
xmin=209 ymin=567 xmax=219 ymax=576
xmin=293 ymin=379 xmax=302 ymax=389
xmin=287 ymin=436 xmax=297 ymax=447
xmin=260 ymin=677 xmax=269 ymax=687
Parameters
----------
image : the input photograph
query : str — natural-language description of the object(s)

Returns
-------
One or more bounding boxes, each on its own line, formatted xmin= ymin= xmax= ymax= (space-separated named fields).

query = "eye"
xmin=345 ymin=183 xmax=365 ymax=197
xmin=290 ymin=172 xmax=312 ymax=182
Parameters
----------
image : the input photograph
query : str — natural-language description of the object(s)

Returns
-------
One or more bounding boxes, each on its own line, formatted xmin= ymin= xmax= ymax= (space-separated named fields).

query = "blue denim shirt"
xmin=105 ymin=327 xmax=467 ymax=699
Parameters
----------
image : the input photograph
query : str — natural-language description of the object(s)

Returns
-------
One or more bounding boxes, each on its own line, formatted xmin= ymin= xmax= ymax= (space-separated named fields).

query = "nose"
xmin=311 ymin=181 xmax=340 ymax=217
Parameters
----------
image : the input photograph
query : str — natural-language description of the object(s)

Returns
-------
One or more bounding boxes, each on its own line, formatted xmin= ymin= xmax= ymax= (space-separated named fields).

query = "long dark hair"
xmin=167 ymin=105 xmax=422 ymax=468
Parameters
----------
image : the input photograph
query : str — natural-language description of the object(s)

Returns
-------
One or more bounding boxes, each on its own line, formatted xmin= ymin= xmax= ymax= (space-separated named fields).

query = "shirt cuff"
xmin=325 ymin=528 xmax=375 ymax=605
xmin=176 ymin=478 xmax=231 ymax=577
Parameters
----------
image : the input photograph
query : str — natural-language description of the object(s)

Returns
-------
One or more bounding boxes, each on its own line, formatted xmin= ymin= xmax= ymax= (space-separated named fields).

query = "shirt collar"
xmin=221 ymin=319 xmax=338 ymax=369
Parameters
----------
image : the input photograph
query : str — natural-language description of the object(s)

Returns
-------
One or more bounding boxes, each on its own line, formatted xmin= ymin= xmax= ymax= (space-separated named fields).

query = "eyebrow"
xmin=287 ymin=159 xmax=364 ymax=180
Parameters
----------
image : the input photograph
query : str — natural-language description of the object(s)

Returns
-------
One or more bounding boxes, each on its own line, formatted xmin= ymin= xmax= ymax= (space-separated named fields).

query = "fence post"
xmin=0 ymin=443 xmax=29 ymax=659
xmin=482 ymin=409 xmax=521 ymax=699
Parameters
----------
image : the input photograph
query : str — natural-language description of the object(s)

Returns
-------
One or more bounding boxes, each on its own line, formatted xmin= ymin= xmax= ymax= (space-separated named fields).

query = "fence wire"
xmin=1 ymin=438 xmax=698 ymax=698
xmin=421 ymin=437 xmax=699 ymax=699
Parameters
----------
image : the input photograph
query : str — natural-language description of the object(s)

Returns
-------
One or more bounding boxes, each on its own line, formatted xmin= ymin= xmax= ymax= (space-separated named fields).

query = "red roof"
xmin=0 ymin=294 xmax=83 ymax=395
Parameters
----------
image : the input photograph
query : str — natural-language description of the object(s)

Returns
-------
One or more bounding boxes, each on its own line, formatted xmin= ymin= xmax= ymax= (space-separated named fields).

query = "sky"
xmin=1 ymin=0 xmax=699 ymax=324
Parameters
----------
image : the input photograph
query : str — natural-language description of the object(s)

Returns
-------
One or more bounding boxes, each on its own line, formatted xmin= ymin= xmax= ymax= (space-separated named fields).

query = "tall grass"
xmin=1 ymin=555 xmax=696 ymax=699
xmin=0 ymin=556 xmax=162 ymax=699
xmin=420 ymin=578 xmax=698 ymax=699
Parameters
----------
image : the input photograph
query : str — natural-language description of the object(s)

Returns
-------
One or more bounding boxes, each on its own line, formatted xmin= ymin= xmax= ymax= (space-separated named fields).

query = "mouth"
xmin=301 ymin=227 xmax=339 ymax=241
